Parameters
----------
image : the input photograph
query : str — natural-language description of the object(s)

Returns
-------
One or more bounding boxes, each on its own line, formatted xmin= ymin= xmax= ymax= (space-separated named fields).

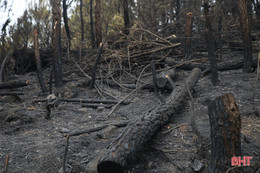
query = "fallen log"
xmin=97 ymin=68 xmax=202 ymax=173
xmin=0 ymin=91 xmax=24 ymax=95
xmin=203 ymin=58 xmax=258 ymax=77
xmin=34 ymin=98 xmax=130 ymax=105
xmin=0 ymin=80 xmax=29 ymax=89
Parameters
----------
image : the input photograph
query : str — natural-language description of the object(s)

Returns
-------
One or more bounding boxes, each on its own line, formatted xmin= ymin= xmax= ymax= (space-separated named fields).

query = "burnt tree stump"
xmin=208 ymin=93 xmax=241 ymax=173
xmin=157 ymin=69 xmax=176 ymax=90
xmin=97 ymin=68 xmax=201 ymax=173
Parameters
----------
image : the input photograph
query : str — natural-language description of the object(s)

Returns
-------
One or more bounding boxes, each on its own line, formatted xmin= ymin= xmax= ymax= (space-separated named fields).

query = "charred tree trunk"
xmin=95 ymin=0 xmax=102 ymax=47
xmin=90 ymin=0 xmax=95 ymax=49
xmin=122 ymin=0 xmax=130 ymax=35
xmin=80 ymin=0 xmax=84 ymax=42
xmin=208 ymin=93 xmax=241 ymax=173
xmin=256 ymin=1 xmax=260 ymax=29
xmin=218 ymin=14 xmax=223 ymax=59
xmin=176 ymin=0 xmax=180 ymax=28
xmin=184 ymin=12 xmax=193 ymax=60
xmin=0 ymin=19 xmax=10 ymax=83
xmin=203 ymin=0 xmax=219 ymax=86
xmin=238 ymin=0 xmax=253 ymax=73
xmin=34 ymin=29 xmax=48 ymax=93
xmin=97 ymin=68 xmax=202 ymax=173
xmin=62 ymin=0 xmax=71 ymax=50
xmin=51 ymin=0 xmax=63 ymax=88
xmin=90 ymin=42 xmax=104 ymax=89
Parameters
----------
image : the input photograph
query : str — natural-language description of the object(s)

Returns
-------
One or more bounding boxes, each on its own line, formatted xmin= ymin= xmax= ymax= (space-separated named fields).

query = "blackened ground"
xmin=0 ymin=53 xmax=259 ymax=173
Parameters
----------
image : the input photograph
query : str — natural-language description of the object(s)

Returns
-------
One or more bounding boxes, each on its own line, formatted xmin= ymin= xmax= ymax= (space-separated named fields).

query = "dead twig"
xmin=3 ymin=154 xmax=9 ymax=173
xmin=69 ymin=121 xmax=129 ymax=136
xmin=63 ymin=135 xmax=70 ymax=173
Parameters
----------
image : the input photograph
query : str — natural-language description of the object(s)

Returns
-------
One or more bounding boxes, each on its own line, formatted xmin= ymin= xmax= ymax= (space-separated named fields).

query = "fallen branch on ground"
xmin=0 ymin=80 xmax=29 ymax=89
xmin=69 ymin=121 xmax=129 ymax=136
xmin=34 ymin=98 xmax=130 ymax=105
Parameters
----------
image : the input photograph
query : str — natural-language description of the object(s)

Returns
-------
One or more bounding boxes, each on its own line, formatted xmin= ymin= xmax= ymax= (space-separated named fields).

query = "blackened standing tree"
xmin=95 ymin=0 xmax=102 ymax=47
xmin=176 ymin=0 xmax=180 ymax=28
xmin=62 ymin=0 xmax=71 ymax=50
xmin=122 ymin=0 xmax=130 ymax=35
xmin=184 ymin=12 xmax=193 ymax=60
xmin=238 ymin=0 xmax=253 ymax=73
xmin=90 ymin=0 xmax=95 ymax=49
xmin=204 ymin=0 xmax=219 ymax=86
xmin=80 ymin=0 xmax=84 ymax=42
xmin=34 ymin=29 xmax=48 ymax=93
xmin=51 ymin=0 xmax=63 ymax=87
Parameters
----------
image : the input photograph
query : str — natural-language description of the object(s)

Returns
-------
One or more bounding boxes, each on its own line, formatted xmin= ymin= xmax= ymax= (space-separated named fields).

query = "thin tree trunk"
xmin=123 ymin=0 xmax=130 ymax=35
xmin=62 ymin=0 xmax=71 ymax=50
xmin=238 ymin=0 xmax=253 ymax=73
xmin=184 ymin=12 xmax=193 ymax=60
xmin=51 ymin=0 xmax=63 ymax=87
xmin=176 ymin=0 xmax=180 ymax=27
xmin=203 ymin=0 xmax=219 ymax=86
xmin=90 ymin=0 xmax=95 ymax=49
xmin=90 ymin=42 xmax=104 ymax=89
xmin=95 ymin=0 xmax=102 ymax=47
xmin=218 ymin=14 xmax=223 ymax=59
xmin=34 ymin=29 xmax=48 ymax=93
xmin=80 ymin=0 xmax=84 ymax=42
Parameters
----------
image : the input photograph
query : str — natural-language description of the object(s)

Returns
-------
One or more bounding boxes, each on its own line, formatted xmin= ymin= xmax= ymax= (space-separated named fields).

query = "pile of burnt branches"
xmin=102 ymin=23 xmax=182 ymax=70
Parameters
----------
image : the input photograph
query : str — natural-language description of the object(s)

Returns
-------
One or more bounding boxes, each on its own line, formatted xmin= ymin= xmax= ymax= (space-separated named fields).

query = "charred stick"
xmin=3 ymin=154 xmax=9 ymax=173
xmin=35 ymin=98 xmax=129 ymax=105
xmin=0 ymin=91 xmax=24 ymax=95
xmin=63 ymin=135 xmax=70 ymax=173
xmin=0 ymin=80 xmax=29 ymax=89
xmin=151 ymin=59 xmax=158 ymax=93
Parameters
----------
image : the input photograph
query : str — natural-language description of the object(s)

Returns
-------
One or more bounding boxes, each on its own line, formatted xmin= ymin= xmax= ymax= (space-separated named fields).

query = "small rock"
xmin=96 ymin=125 xmax=116 ymax=139
xmin=78 ymin=108 xmax=87 ymax=113
xmin=97 ymin=106 xmax=105 ymax=112
xmin=191 ymin=159 xmax=205 ymax=173
xmin=59 ymin=128 xmax=70 ymax=133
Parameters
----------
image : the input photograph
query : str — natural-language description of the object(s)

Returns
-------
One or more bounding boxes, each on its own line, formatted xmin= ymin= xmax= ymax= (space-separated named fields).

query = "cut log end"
xmin=97 ymin=161 xmax=124 ymax=173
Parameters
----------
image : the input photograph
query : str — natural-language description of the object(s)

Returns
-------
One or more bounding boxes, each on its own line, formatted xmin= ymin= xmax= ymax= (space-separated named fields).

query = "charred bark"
xmin=80 ymin=0 xmax=84 ymax=42
xmin=203 ymin=57 xmax=258 ymax=77
xmin=184 ymin=12 xmax=193 ymax=60
xmin=51 ymin=0 xmax=63 ymax=87
xmin=151 ymin=59 xmax=158 ymax=93
xmin=62 ymin=0 xmax=71 ymax=50
xmin=157 ymin=69 xmax=176 ymax=89
xmin=0 ymin=80 xmax=29 ymax=89
xmin=95 ymin=0 xmax=102 ymax=47
xmin=203 ymin=0 xmax=219 ymax=86
xmin=34 ymin=98 xmax=129 ymax=105
xmin=97 ymin=68 xmax=202 ymax=173
xmin=238 ymin=0 xmax=253 ymax=73
xmin=90 ymin=42 xmax=104 ymax=89
xmin=34 ymin=29 xmax=48 ymax=93
xmin=208 ymin=93 xmax=241 ymax=173
xmin=122 ymin=0 xmax=130 ymax=35
xmin=90 ymin=0 xmax=95 ymax=49
xmin=176 ymin=0 xmax=180 ymax=28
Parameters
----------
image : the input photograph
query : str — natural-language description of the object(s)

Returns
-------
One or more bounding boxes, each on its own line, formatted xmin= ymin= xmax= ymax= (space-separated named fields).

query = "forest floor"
xmin=0 ymin=51 xmax=260 ymax=173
